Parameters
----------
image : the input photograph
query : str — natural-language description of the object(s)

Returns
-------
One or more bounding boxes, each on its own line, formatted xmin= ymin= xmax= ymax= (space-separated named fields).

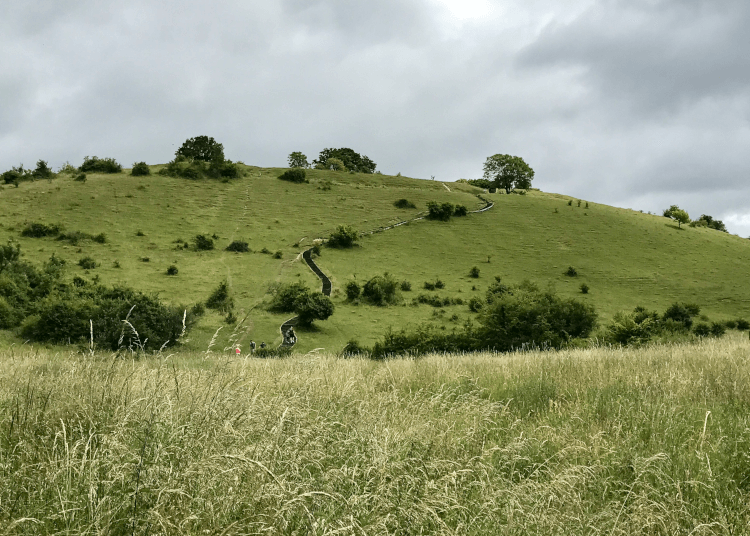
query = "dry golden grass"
xmin=1 ymin=334 xmax=750 ymax=534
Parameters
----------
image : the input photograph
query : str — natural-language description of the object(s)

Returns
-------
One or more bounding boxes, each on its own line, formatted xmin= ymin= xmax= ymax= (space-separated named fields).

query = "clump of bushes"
xmin=57 ymin=231 xmax=106 ymax=245
xmin=423 ymin=279 xmax=445 ymax=291
xmin=131 ymin=162 xmax=150 ymax=176
xmin=78 ymin=257 xmax=97 ymax=269
xmin=400 ymin=280 xmax=412 ymax=292
xmin=426 ymin=202 xmax=455 ymax=221
xmin=327 ymin=225 xmax=358 ymax=248
xmin=362 ymin=273 xmax=400 ymax=306
xmin=278 ymin=168 xmax=308 ymax=183
xmin=206 ymin=280 xmax=234 ymax=313
xmin=226 ymin=240 xmax=250 ymax=253
xmin=193 ymin=234 xmax=214 ymax=251
xmin=267 ymin=281 xmax=334 ymax=326
xmin=580 ymin=283 xmax=589 ymax=294
xmin=469 ymin=267 xmax=480 ymax=278
xmin=565 ymin=266 xmax=578 ymax=277
xmin=345 ymin=281 xmax=361 ymax=301
xmin=166 ymin=265 xmax=178 ymax=276
xmin=21 ymin=222 xmax=63 ymax=238
xmin=74 ymin=173 xmax=87 ymax=182
xmin=79 ymin=156 xmax=122 ymax=174
xmin=454 ymin=205 xmax=468 ymax=217
xmin=341 ymin=339 xmax=369 ymax=357
xmin=158 ymin=137 xmax=241 ymax=181
xmin=394 ymin=199 xmax=416 ymax=209
xmin=414 ymin=294 xmax=462 ymax=308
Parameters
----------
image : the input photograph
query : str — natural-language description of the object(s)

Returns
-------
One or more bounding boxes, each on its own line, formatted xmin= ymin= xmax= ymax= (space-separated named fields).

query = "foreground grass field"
xmin=1 ymin=165 xmax=749 ymax=353
xmin=2 ymin=334 xmax=750 ymax=534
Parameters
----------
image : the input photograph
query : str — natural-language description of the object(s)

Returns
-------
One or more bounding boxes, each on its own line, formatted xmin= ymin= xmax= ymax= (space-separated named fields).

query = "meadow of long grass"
xmin=2 ymin=334 xmax=749 ymax=534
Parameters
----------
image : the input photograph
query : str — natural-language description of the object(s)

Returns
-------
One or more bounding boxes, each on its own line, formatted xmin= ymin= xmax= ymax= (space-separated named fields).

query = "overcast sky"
xmin=2 ymin=0 xmax=750 ymax=235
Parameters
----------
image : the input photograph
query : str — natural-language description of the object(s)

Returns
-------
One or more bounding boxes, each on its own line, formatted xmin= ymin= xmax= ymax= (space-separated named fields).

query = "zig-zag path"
xmin=279 ymin=195 xmax=494 ymax=349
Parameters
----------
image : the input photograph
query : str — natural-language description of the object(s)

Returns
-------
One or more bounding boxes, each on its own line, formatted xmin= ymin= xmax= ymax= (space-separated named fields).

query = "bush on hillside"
xmin=362 ymin=273 xmax=399 ymax=306
xmin=268 ymin=282 xmax=310 ymax=313
xmin=33 ymin=160 xmax=54 ymax=180
xmin=467 ymin=178 xmax=492 ymax=189
xmin=1 ymin=165 xmax=28 ymax=185
xmin=565 ymin=266 xmax=578 ymax=277
xmin=193 ymin=234 xmax=214 ymax=251
xmin=345 ymin=281 xmax=361 ymax=301
xmin=469 ymin=266 xmax=480 ymax=278
xmin=294 ymin=292 xmax=334 ymax=326
xmin=278 ymin=168 xmax=308 ymax=183
xmin=131 ymin=162 xmax=150 ymax=176
xmin=454 ymin=205 xmax=468 ymax=217
xmin=426 ymin=202 xmax=455 ymax=221
xmin=663 ymin=302 xmax=700 ymax=329
xmin=79 ymin=156 xmax=122 ymax=174
xmin=78 ymin=257 xmax=97 ymax=270
xmin=341 ymin=339 xmax=369 ymax=356
xmin=74 ymin=173 xmax=87 ymax=182
xmin=206 ymin=280 xmax=234 ymax=313
xmin=327 ymin=225 xmax=358 ymax=249
xmin=312 ymin=148 xmax=376 ymax=174
xmin=737 ymin=319 xmax=750 ymax=330
xmin=166 ymin=265 xmax=178 ymax=276
xmin=423 ymin=279 xmax=445 ymax=291
xmin=226 ymin=240 xmax=250 ymax=253
xmin=400 ymin=280 xmax=412 ymax=292
xmin=21 ymin=223 xmax=63 ymax=238
xmin=394 ymin=199 xmax=416 ymax=209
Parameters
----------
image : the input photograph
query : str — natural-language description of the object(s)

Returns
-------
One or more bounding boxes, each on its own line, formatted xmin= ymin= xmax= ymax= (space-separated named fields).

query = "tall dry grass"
xmin=1 ymin=335 xmax=750 ymax=534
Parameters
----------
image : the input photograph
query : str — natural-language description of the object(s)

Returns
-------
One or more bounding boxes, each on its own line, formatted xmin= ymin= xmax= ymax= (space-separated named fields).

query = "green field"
xmin=2 ymin=335 xmax=750 ymax=533
xmin=1 ymin=165 xmax=749 ymax=353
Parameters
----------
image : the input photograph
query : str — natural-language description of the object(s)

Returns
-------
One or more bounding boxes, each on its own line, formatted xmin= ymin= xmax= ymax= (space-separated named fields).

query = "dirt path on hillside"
xmin=279 ymin=194 xmax=493 ymax=349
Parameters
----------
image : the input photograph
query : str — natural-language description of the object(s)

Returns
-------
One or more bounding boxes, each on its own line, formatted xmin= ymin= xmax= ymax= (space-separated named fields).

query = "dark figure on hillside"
xmin=260 ymin=342 xmax=267 ymax=349
xmin=288 ymin=328 xmax=297 ymax=345
xmin=250 ymin=340 xmax=256 ymax=354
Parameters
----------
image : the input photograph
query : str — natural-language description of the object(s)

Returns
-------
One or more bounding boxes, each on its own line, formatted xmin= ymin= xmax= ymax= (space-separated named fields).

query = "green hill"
xmin=1 ymin=164 xmax=749 ymax=353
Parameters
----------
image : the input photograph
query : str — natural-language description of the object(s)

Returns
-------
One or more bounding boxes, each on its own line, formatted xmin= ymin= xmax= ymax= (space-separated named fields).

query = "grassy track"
xmin=1 ymin=165 xmax=749 ymax=353
xmin=2 ymin=334 xmax=750 ymax=533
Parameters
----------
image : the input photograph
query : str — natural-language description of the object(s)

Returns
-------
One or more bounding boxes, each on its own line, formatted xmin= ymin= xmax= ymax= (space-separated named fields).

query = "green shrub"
xmin=166 ymin=265 xmax=178 ymax=276
xmin=273 ymin=251 xmax=283 ymax=259
xmin=74 ymin=173 xmax=87 ymax=182
xmin=423 ymin=279 xmax=444 ymax=291
xmin=278 ymin=168 xmax=308 ymax=183
xmin=341 ymin=339 xmax=369 ymax=356
xmin=79 ymin=156 xmax=122 ymax=173
xmin=194 ymin=234 xmax=214 ymax=251
xmin=206 ymin=280 xmax=234 ymax=313
xmin=469 ymin=266 xmax=480 ymax=278
xmin=269 ymin=282 xmax=309 ymax=313
xmin=131 ymin=162 xmax=150 ymax=176
xmin=21 ymin=222 xmax=62 ymax=238
xmin=327 ymin=225 xmax=358 ymax=248
xmin=580 ymin=283 xmax=589 ymax=294
xmin=312 ymin=244 xmax=322 ymax=256
xmin=78 ymin=257 xmax=96 ymax=270
xmin=737 ymin=319 xmax=750 ymax=330
xmin=400 ymin=280 xmax=411 ymax=292
xmin=345 ymin=281 xmax=361 ymax=301
xmin=565 ymin=266 xmax=578 ymax=277
xmin=606 ymin=310 xmax=659 ymax=345
xmin=663 ymin=302 xmax=700 ymax=329
xmin=454 ymin=205 xmax=468 ymax=217
xmin=468 ymin=296 xmax=483 ymax=313
xmin=467 ymin=178 xmax=492 ymax=189
xmin=33 ymin=160 xmax=54 ymax=180
xmin=725 ymin=319 xmax=738 ymax=330
xmin=394 ymin=199 xmax=416 ymax=209
xmin=693 ymin=322 xmax=711 ymax=337
xmin=0 ymin=296 xmax=21 ymax=329
xmin=362 ymin=273 xmax=399 ymax=306
xmin=426 ymin=201 xmax=455 ymax=221
xmin=225 ymin=240 xmax=250 ymax=252
xmin=294 ymin=292 xmax=334 ymax=326
xmin=1 ymin=165 xmax=27 ymax=185
xmin=710 ymin=322 xmax=726 ymax=337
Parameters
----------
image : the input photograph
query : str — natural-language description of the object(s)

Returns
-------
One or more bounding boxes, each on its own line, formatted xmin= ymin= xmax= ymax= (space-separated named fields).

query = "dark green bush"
xmin=273 ymin=251 xmax=283 ymax=259
xmin=131 ymin=162 xmax=150 ymax=176
xmin=710 ymin=322 xmax=726 ymax=337
xmin=327 ymin=225 xmax=358 ymax=248
xmin=74 ymin=173 xmax=87 ymax=182
xmin=345 ymin=281 xmax=361 ymax=301
xmin=312 ymin=244 xmax=322 ymax=256
xmin=21 ymin=222 xmax=62 ymax=238
xmin=426 ymin=201 xmax=455 ymax=221
xmin=79 ymin=156 xmax=122 ymax=173
xmin=737 ymin=319 xmax=750 ymax=330
xmin=580 ymin=283 xmax=589 ymax=294
xmin=194 ymin=234 xmax=214 ymax=251
xmin=362 ymin=273 xmax=399 ymax=306
xmin=269 ymin=282 xmax=309 ymax=313
xmin=78 ymin=257 xmax=96 ymax=270
xmin=341 ymin=339 xmax=369 ymax=356
xmin=278 ymin=168 xmax=307 ymax=183
xmin=33 ymin=160 xmax=54 ymax=180
xmin=469 ymin=266 xmax=480 ymax=278
xmin=725 ymin=319 xmax=738 ymax=330
xmin=166 ymin=265 xmax=178 ymax=276
xmin=206 ymin=280 xmax=234 ymax=313
xmin=605 ymin=308 xmax=660 ymax=345
xmin=454 ymin=205 xmax=468 ymax=217
xmin=176 ymin=136 xmax=224 ymax=162
xmin=1 ymin=165 xmax=27 ymax=185
xmin=294 ymin=292 xmax=334 ymax=326
xmin=226 ymin=240 xmax=250 ymax=252
xmin=693 ymin=323 xmax=711 ymax=337
xmin=663 ymin=302 xmax=700 ymax=329
xmin=400 ymin=280 xmax=411 ymax=292
xmin=372 ymin=324 xmax=473 ymax=359
xmin=394 ymin=199 xmax=416 ymax=209
xmin=565 ymin=266 xmax=578 ymax=277
xmin=467 ymin=178 xmax=492 ymax=189
xmin=468 ymin=296 xmax=483 ymax=313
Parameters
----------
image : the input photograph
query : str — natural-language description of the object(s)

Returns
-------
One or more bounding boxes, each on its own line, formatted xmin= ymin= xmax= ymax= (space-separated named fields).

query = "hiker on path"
xmin=260 ymin=342 xmax=266 ymax=349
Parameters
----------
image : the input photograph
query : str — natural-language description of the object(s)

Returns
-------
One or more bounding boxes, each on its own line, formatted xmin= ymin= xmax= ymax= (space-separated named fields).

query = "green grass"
xmin=2 ymin=334 xmax=750 ymax=533
xmin=1 ymin=166 xmax=749 ymax=353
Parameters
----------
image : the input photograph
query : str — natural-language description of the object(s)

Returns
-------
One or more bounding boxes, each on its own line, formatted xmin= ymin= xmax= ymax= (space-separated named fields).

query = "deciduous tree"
xmin=482 ymin=154 xmax=534 ymax=194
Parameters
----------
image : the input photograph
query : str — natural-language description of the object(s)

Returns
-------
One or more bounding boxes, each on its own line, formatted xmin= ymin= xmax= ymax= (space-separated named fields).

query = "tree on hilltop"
xmin=663 ymin=205 xmax=690 ymax=228
xmin=288 ymin=152 xmax=309 ymax=168
xmin=482 ymin=154 xmax=534 ymax=194
xmin=176 ymin=136 xmax=225 ymax=162
xmin=313 ymin=148 xmax=376 ymax=174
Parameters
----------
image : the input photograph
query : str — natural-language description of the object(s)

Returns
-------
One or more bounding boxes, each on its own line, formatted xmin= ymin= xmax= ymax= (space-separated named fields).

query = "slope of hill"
xmin=1 ymin=165 xmax=748 ymax=353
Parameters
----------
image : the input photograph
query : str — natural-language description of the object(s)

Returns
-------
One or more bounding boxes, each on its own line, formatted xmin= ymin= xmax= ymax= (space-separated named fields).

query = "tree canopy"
xmin=288 ymin=152 xmax=309 ymax=168
xmin=663 ymin=205 xmax=690 ymax=228
xmin=482 ymin=154 xmax=534 ymax=194
xmin=313 ymin=148 xmax=376 ymax=174
xmin=176 ymin=136 xmax=225 ymax=162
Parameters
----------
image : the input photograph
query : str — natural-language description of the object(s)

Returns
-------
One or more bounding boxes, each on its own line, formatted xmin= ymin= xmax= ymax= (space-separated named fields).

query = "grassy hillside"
xmin=1 ymin=165 xmax=749 ymax=353
xmin=2 ymin=336 xmax=750 ymax=533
